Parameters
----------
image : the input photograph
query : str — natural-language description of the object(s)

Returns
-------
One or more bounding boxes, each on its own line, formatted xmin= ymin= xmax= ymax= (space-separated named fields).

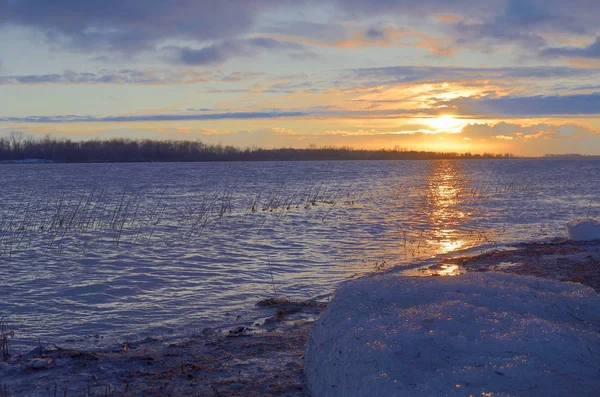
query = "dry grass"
xmin=0 ymin=317 xmax=14 ymax=363
xmin=0 ymin=181 xmax=351 ymax=259
xmin=0 ymin=384 xmax=12 ymax=397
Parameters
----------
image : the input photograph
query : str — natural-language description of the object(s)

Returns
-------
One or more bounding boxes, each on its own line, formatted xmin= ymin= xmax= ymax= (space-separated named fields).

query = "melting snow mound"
xmin=566 ymin=219 xmax=600 ymax=241
xmin=306 ymin=273 xmax=600 ymax=397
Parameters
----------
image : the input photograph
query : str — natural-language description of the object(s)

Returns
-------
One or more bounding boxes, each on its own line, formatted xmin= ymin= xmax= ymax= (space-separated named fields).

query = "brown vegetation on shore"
xmin=455 ymin=240 xmax=600 ymax=292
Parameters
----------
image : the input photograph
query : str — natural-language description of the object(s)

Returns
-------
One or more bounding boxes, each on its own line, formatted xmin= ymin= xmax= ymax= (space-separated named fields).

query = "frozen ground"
xmin=0 ymin=299 xmax=325 ymax=396
xmin=305 ymin=272 xmax=600 ymax=397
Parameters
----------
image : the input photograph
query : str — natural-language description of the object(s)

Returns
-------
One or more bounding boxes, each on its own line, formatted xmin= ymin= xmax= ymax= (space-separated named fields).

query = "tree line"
xmin=0 ymin=133 xmax=514 ymax=163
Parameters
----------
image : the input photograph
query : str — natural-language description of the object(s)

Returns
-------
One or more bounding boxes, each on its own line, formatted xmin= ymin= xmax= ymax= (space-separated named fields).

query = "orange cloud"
xmin=566 ymin=59 xmax=600 ymax=68
xmin=200 ymin=128 xmax=230 ymax=135
xmin=268 ymin=127 xmax=299 ymax=135
xmin=256 ymin=27 xmax=455 ymax=56
xmin=435 ymin=14 xmax=462 ymax=23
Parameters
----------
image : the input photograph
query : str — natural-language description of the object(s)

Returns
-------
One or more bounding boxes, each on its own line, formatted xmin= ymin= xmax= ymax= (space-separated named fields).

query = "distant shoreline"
xmin=1 ymin=135 xmax=517 ymax=163
xmin=3 ymin=156 xmax=600 ymax=164
xmin=0 ymin=152 xmax=517 ymax=164
xmin=3 ymin=135 xmax=599 ymax=163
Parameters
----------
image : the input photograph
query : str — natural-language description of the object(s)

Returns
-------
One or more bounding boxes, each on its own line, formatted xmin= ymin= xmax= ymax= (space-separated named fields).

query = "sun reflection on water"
xmin=437 ymin=264 xmax=461 ymax=276
xmin=401 ymin=263 xmax=464 ymax=277
xmin=423 ymin=160 xmax=470 ymax=256
xmin=439 ymin=238 xmax=464 ymax=253
xmin=397 ymin=160 xmax=481 ymax=276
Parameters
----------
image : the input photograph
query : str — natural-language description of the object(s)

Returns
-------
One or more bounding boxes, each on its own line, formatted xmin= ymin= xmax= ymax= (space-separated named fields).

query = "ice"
xmin=566 ymin=218 xmax=600 ymax=241
xmin=305 ymin=273 xmax=600 ymax=397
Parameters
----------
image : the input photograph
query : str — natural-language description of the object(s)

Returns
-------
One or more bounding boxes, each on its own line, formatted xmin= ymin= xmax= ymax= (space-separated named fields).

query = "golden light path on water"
xmin=426 ymin=160 xmax=468 ymax=253
xmin=403 ymin=160 xmax=474 ymax=276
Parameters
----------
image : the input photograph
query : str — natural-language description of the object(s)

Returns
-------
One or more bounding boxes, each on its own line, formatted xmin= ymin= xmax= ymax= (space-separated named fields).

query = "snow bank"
xmin=566 ymin=219 xmax=600 ymax=241
xmin=305 ymin=273 xmax=600 ymax=397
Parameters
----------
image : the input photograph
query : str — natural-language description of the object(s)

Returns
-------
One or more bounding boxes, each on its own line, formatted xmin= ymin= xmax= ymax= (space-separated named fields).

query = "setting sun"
xmin=411 ymin=115 xmax=469 ymax=134
xmin=426 ymin=115 xmax=466 ymax=133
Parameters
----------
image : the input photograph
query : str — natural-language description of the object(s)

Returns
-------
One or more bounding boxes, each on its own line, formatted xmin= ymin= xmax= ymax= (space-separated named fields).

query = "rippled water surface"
xmin=1 ymin=159 xmax=599 ymax=349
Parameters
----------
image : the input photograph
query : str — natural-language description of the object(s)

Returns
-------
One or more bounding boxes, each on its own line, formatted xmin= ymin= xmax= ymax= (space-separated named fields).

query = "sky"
xmin=1 ymin=0 xmax=599 ymax=156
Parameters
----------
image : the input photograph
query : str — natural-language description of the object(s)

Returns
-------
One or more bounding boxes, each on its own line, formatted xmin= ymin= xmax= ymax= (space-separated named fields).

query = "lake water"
xmin=1 ymin=159 xmax=598 ymax=350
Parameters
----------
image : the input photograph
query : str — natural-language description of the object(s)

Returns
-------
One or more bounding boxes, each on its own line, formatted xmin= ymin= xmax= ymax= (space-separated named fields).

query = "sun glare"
xmin=427 ymin=115 xmax=465 ymax=132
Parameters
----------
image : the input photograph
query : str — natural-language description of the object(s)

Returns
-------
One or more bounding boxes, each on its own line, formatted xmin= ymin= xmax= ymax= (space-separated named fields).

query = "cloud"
xmin=335 ymin=0 xmax=598 ymax=33
xmin=329 ymin=0 xmax=492 ymax=17
xmin=441 ymin=1 xmax=570 ymax=51
xmin=333 ymin=1 xmax=599 ymax=58
xmin=349 ymin=65 xmax=596 ymax=84
xmin=259 ymin=21 xmax=350 ymax=43
xmin=462 ymin=122 xmax=540 ymax=138
xmin=0 ymin=1 xmax=280 ymax=53
xmin=174 ymin=37 xmax=308 ymax=65
xmin=0 ymin=0 xmax=598 ymax=67
xmin=0 ymin=107 xmax=441 ymax=125
xmin=0 ymin=70 xmax=264 ymax=85
xmin=542 ymin=36 xmax=600 ymax=59
xmin=260 ymin=25 xmax=455 ymax=54
xmin=2 ymin=0 xmax=598 ymax=61
xmin=0 ymin=111 xmax=310 ymax=124
xmin=451 ymin=20 xmax=547 ymax=51
xmin=461 ymin=121 xmax=598 ymax=140
xmin=249 ymin=80 xmax=322 ymax=94
xmin=365 ymin=28 xmax=385 ymax=40
xmin=438 ymin=93 xmax=600 ymax=116
xmin=4 ymin=89 xmax=598 ymax=125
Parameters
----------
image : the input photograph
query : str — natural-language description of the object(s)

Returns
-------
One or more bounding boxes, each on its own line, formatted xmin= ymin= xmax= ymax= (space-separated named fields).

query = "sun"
xmin=426 ymin=115 xmax=465 ymax=132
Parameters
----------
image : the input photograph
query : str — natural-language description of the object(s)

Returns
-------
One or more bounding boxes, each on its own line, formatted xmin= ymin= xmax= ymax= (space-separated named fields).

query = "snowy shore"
xmin=306 ymin=273 xmax=600 ymax=396
xmin=306 ymin=239 xmax=600 ymax=396
xmin=2 ymin=240 xmax=599 ymax=396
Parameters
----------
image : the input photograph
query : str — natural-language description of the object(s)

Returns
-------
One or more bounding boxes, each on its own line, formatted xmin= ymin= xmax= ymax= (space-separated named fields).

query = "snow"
xmin=566 ymin=219 xmax=600 ymax=241
xmin=305 ymin=273 xmax=600 ymax=397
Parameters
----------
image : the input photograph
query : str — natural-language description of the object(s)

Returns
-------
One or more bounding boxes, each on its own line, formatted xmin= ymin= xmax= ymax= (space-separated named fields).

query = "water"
xmin=1 ymin=159 xmax=598 ymax=350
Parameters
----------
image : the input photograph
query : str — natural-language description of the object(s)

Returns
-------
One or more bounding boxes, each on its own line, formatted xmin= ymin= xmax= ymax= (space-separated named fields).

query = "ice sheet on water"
xmin=305 ymin=273 xmax=600 ymax=397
